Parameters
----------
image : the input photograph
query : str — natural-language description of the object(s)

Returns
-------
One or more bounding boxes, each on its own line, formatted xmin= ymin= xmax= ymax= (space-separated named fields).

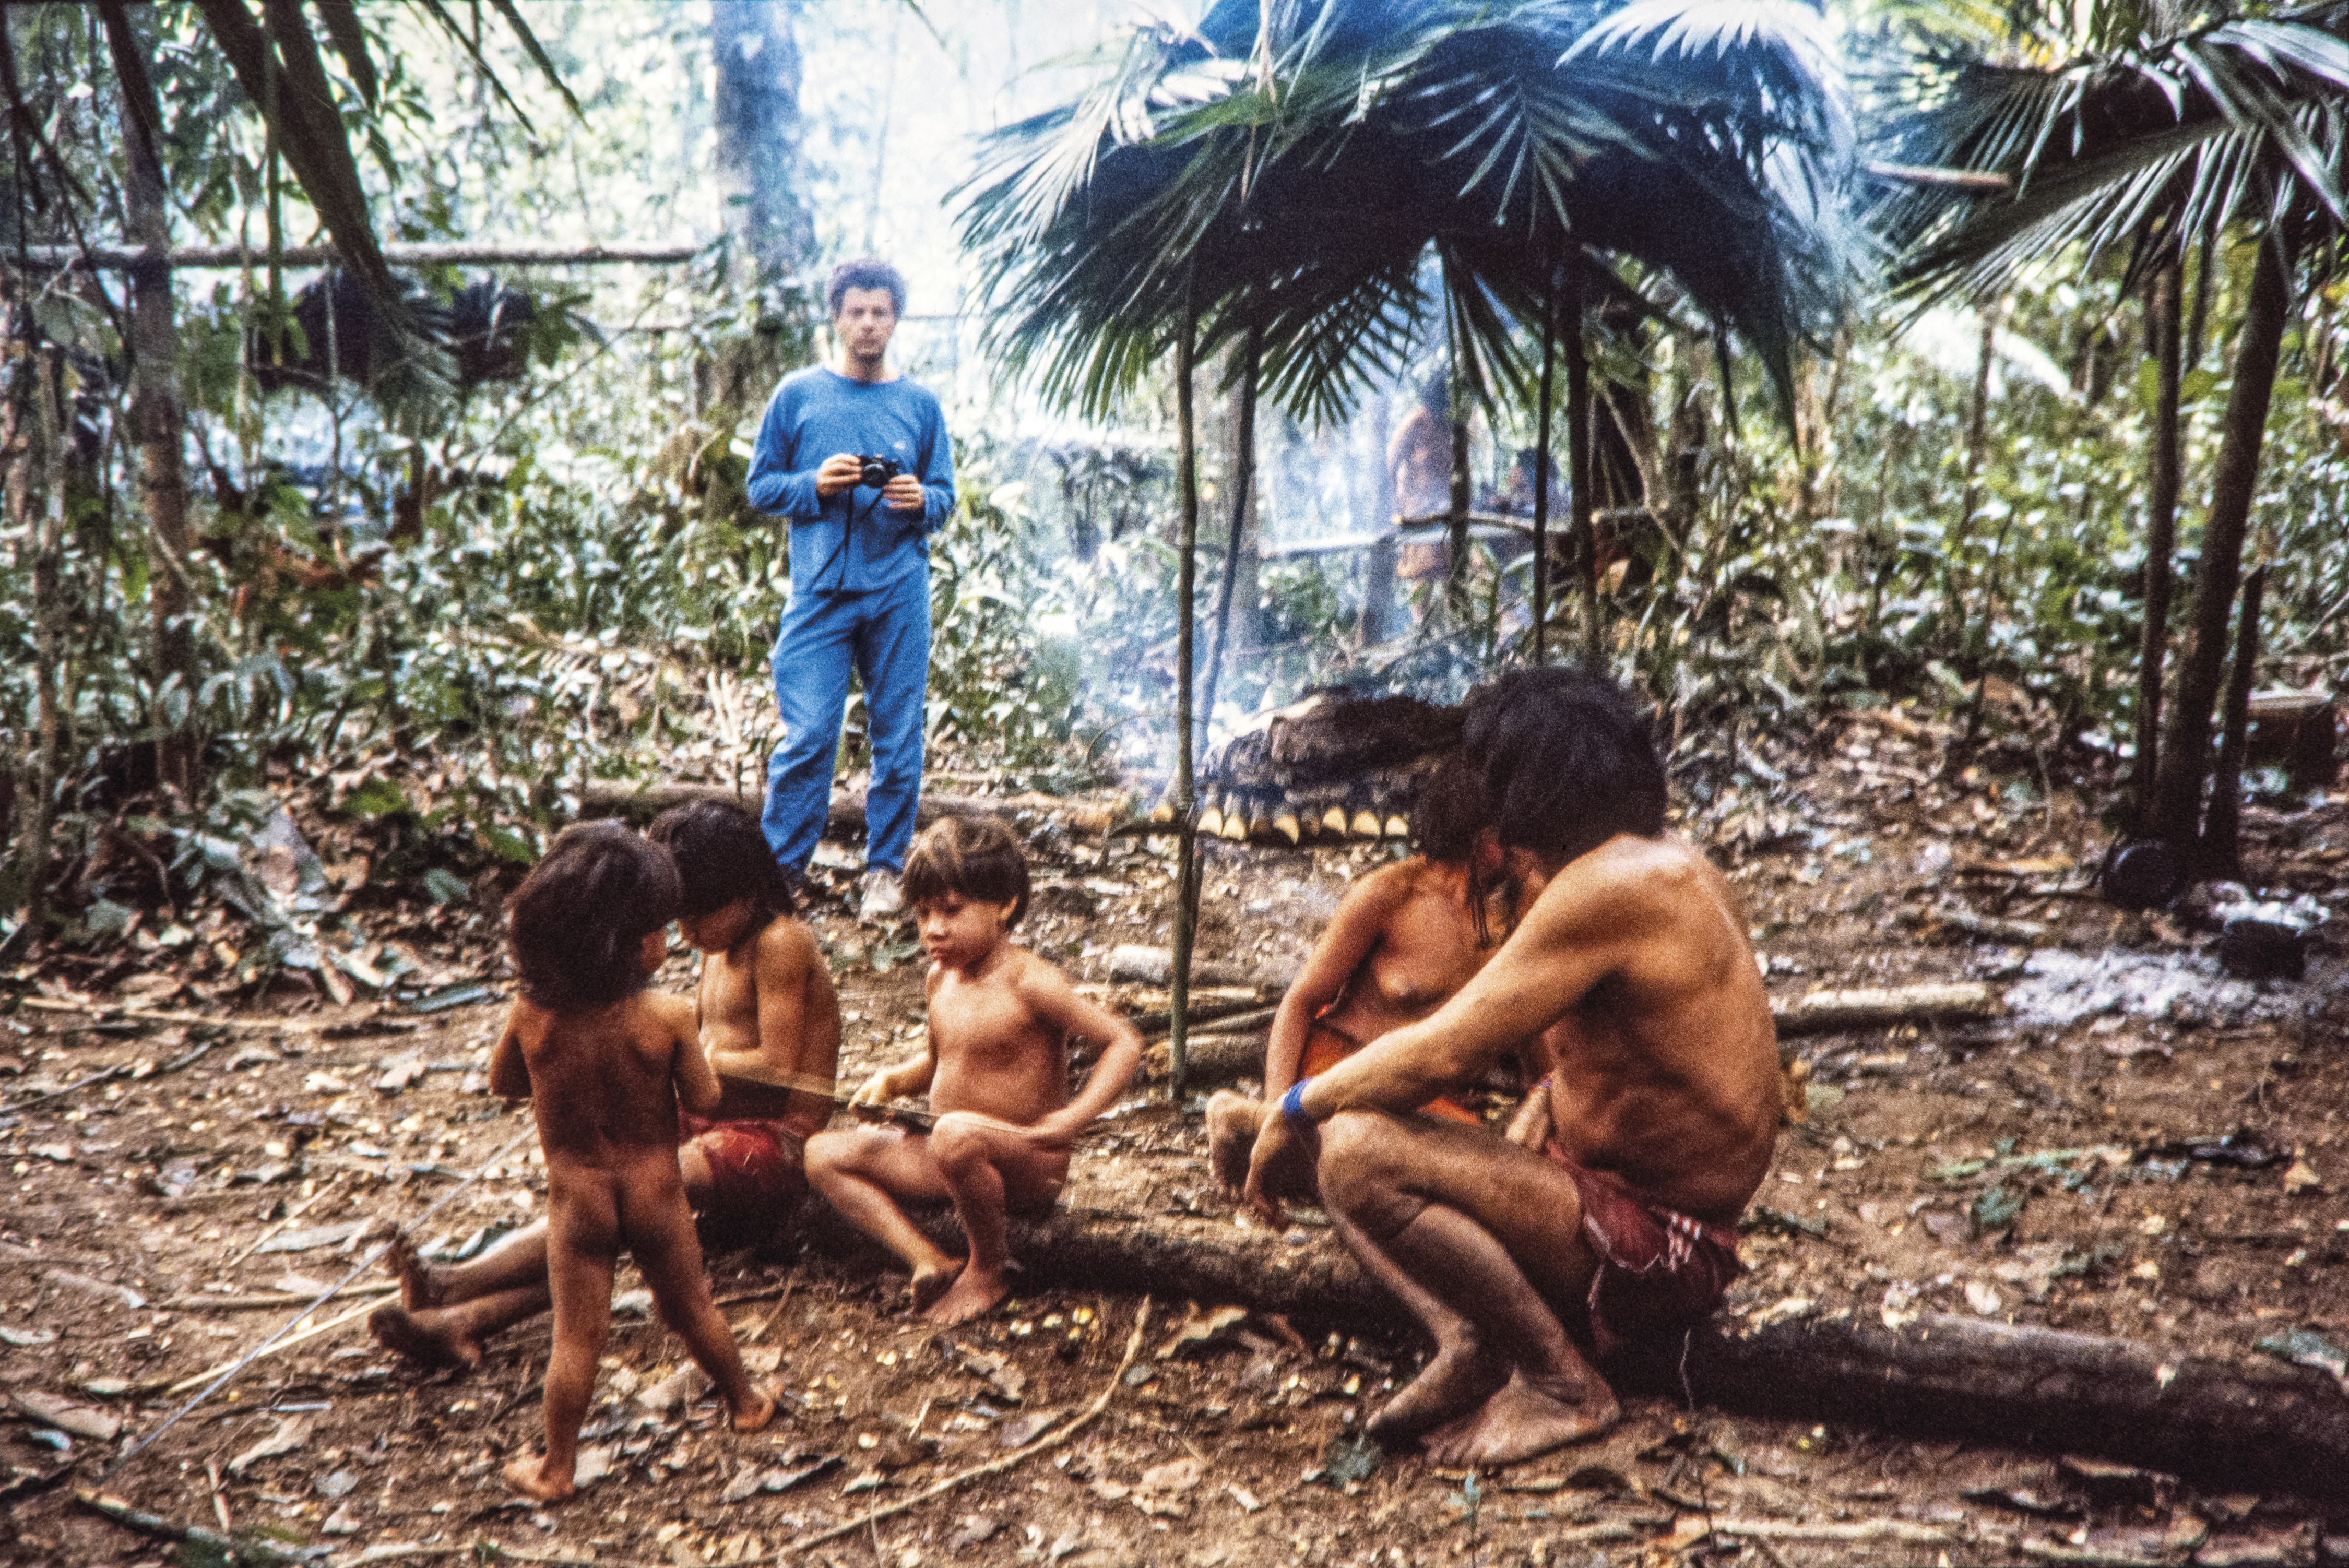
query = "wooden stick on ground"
xmin=226 ymin=1171 xmax=346 ymax=1267
xmin=14 ymin=996 xmax=345 ymax=1031
xmin=773 ymin=1297 xmax=1153 ymax=1559
xmin=162 ymin=1292 xmax=396 ymax=1394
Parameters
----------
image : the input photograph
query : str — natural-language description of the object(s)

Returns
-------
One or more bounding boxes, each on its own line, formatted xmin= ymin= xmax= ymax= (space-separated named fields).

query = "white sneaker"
xmin=859 ymin=870 xmax=906 ymax=924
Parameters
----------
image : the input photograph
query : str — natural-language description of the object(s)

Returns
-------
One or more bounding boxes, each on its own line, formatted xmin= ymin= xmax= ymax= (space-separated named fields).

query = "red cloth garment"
xmin=1544 ymin=1142 xmax=1743 ymax=1355
xmin=1301 ymin=1020 xmax=1484 ymax=1126
xmin=678 ymin=1111 xmax=807 ymax=1227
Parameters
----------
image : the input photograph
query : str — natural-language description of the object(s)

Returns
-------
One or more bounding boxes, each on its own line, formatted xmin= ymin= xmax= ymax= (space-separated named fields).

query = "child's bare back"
xmin=487 ymin=823 xmax=774 ymax=1504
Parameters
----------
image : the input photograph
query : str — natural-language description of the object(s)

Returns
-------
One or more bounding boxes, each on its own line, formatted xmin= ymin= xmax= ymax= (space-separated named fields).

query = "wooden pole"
xmin=1201 ymin=325 xmax=1262 ymax=746
xmin=1169 ymin=304 xmax=1201 ymax=1101
xmin=1563 ymin=265 xmax=1598 ymax=667
xmin=1531 ymin=265 xmax=1557 ymax=666
xmin=2201 ymin=562 xmax=2267 ymax=873
xmin=2132 ymin=257 xmax=2183 ymax=830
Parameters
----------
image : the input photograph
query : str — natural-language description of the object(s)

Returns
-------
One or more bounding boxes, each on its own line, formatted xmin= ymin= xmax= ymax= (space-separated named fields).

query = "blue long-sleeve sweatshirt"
xmin=744 ymin=366 xmax=957 ymax=596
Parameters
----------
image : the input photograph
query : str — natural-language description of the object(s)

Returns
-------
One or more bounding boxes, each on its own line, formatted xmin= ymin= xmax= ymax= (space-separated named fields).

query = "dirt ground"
xmin=5 ymin=703 xmax=2348 ymax=1567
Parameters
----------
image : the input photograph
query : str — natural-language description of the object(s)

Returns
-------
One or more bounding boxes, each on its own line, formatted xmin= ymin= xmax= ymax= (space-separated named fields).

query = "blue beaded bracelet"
xmin=1278 ymin=1077 xmax=1315 ymax=1126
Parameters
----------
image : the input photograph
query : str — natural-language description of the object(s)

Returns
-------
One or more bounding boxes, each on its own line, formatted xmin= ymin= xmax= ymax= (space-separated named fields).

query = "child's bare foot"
xmin=368 ymin=1303 xmax=483 ymax=1370
xmin=383 ymin=1230 xmax=446 ymax=1311
xmin=729 ymin=1382 xmax=779 ymax=1433
xmin=909 ymin=1261 xmax=963 ymax=1313
xmin=502 ymin=1453 xmax=575 ymax=1503
xmin=922 ymin=1265 xmax=1009 ymax=1326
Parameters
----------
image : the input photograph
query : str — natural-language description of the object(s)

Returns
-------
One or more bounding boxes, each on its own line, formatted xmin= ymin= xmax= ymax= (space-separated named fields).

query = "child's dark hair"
xmin=1461 ymin=668 xmax=1666 ymax=865
xmin=646 ymin=800 xmax=796 ymax=924
xmin=900 ymin=815 xmax=1029 ymax=927
xmin=1413 ymin=752 xmax=1499 ymax=945
xmin=507 ymin=821 xmax=680 ymax=1015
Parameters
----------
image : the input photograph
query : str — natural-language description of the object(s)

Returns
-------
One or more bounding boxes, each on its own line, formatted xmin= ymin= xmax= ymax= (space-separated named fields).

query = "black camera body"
xmin=857 ymin=454 xmax=906 ymax=489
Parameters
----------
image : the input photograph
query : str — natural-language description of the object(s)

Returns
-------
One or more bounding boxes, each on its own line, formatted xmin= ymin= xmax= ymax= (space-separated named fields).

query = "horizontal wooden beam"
xmin=11 ymin=241 xmax=702 ymax=270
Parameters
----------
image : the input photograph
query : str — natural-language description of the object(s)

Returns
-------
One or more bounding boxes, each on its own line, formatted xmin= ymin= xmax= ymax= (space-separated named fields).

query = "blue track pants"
xmin=762 ymin=568 xmax=931 ymax=880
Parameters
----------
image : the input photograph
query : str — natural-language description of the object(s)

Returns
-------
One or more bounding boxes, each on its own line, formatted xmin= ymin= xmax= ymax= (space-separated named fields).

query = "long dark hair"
xmin=1412 ymin=753 xmax=1499 ymax=946
xmin=506 ymin=822 xmax=680 ymax=1015
xmin=648 ymin=799 xmax=797 ymax=927
xmin=1462 ymin=668 xmax=1665 ymax=866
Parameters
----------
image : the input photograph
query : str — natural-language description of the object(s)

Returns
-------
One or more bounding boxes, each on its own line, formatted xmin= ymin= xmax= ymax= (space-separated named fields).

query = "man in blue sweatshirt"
xmin=746 ymin=258 xmax=956 ymax=922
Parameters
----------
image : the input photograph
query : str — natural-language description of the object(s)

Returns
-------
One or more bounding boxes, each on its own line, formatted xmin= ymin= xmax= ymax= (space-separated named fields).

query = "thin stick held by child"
xmin=491 ymin=822 xmax=775 ymax=1502
xmin=806 ymin=816 xmax=1142 ymax=1325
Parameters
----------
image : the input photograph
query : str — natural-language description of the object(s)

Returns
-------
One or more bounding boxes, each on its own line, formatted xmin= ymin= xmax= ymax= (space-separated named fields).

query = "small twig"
xmin=4 ymin=1035 xmax=217 ymax=1110
xmin=105 ymin=1121 xmax=539 ymax=1481
xmin=205 ymin=1460 xmax=230 ymax=1534
xmin=227 ymin=1171 xmax=347 ymax=1266
xmin=773 ymin=1297 xmax=1153 ymax=1559
xmin=161 ymin=1292 xmax=393 ymax=1395
xmin=13 ymin=996 xmax=341 ymax=1031
xmin=735 ymin=1268 xmax=800 ymax=1339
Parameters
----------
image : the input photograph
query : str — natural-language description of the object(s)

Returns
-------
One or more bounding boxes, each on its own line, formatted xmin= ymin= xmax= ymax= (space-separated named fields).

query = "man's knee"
xmin=1315 ymin=1111 xmax=1401 ymax=1210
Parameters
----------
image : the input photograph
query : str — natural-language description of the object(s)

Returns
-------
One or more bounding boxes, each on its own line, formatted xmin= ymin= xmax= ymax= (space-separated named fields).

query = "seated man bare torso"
xmin=1243 ymin=669 xmax=1778 ymax=1468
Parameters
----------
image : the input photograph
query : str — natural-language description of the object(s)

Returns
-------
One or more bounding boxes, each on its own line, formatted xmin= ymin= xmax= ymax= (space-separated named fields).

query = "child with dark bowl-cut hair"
xmin=486 ymin=822 xmax=774 ymax=1502
xmin=805 ymin=816 xmax=1142 ymax=1325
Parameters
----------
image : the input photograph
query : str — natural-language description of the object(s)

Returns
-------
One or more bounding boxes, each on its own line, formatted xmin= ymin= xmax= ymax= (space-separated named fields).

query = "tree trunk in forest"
xmin=1952 ymin=301 xmax=1998 ymax=676
xmin=117 ymin=18 xmax=197 ymax=803
xmin=2201 ymin=563 xmax=2267 ymax=873
xmin=2131 ymin=258 xmax=2183 ymax=831
xmin=710 ymin=0 xmax=812 ymax=284
xmin=1201 ymin=330 xmax=1261 ymax=739
xmin=22 ymin=349 xmax=65 ymax=946
xmin=2151 ymin=240 xmax=2289 ymax=859
xmin=1169 ymin=305 xmax=1202 ymax=1098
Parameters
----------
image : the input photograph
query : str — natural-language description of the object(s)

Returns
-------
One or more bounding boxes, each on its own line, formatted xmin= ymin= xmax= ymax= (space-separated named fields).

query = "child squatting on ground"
xmin=367 ymin=802 xmax=838 ymax=1370
xmin=490 ymin=822 xmax=777 ymax=1502
xmin=805 ymin=816 xmax=1143 ymax=1325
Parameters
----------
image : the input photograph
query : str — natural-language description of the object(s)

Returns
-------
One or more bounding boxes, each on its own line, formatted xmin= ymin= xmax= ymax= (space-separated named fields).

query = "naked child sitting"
xmin=1244 ymin=670 xmax=1780 ymax=1466
xmin=485 ymin=823 xmax=775 ymax=1502
xmin=805 ymin=816 xmax=1142 ymax=1325
xmin=370 ymin=802 xmax=838 ymax=1370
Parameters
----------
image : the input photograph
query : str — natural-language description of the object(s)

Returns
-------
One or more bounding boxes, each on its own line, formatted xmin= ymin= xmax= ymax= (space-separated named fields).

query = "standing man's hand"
xmin=880 ymin=473 xmax=925 ymax=514
xmin=814 ymin=453 xmax=865 ymax=498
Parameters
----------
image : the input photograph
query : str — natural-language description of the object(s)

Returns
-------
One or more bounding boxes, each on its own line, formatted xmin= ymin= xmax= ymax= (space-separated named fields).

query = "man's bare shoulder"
xmin=636 ymin=989 xmax=697 ymax=1039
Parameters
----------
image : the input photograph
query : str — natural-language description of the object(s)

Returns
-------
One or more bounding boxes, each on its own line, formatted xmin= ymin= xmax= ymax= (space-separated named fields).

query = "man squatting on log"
xmin=465 ymin=822 xmax=778 ymax=1502
xmin=1244 ymin=669 xmax=1779 ymax=1466
xmin=808 ymin=816 xmax=1144 ymax=1325
xmin=1206 ymin=752 xmax=1511 ymax=1195
xmin=372 ymin=802 xmax=840 ymax=1368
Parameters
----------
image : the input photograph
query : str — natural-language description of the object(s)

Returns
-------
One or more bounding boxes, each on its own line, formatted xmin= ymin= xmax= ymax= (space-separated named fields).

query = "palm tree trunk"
xmin=2201 ymin=562 xmax=2265 ymax=874
xmin=1202 ymin=327 xmax=1262 ymax=738
xmin=1169 ymin=307 xmax=1202 ymax=1100
xmin=1360 ymin=393 xmax=1400 ymax=644
xmin=2131 ymin=257 xmax=2183 ymax=831
xmin=1564 ymin=267 xmax=1599 ymax=667
xmin=1531 ymin=270 xmax=1557 ymax=665
xmin=116 ymin=10 xmax=197 ymax=803
xmin=2151 ymin=239 xmax=2289 ymax=858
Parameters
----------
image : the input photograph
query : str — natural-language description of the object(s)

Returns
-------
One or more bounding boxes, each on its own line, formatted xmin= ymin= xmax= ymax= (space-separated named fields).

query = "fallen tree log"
xmin=798 ymin=1203 xmax=2349 ymax=1499
xmin=1772 ymin=982 xmax=1998 ymax=1036
xmin=577 ymin=781 xmax=1129 ymax=836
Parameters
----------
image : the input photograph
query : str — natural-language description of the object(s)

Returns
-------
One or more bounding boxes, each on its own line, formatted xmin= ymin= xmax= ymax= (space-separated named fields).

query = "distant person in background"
xmin=1389 ymin=374 xmax=1456 ymax=606
xmin=746 ymin=258 xmax=957 ymax=924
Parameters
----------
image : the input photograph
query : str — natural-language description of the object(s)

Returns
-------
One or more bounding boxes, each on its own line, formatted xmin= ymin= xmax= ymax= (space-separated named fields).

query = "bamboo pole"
xmin=23 ymin=345 xmax=64 ymax=947
xmin=1169 ymin=303 xmax=1201 ymax=1101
